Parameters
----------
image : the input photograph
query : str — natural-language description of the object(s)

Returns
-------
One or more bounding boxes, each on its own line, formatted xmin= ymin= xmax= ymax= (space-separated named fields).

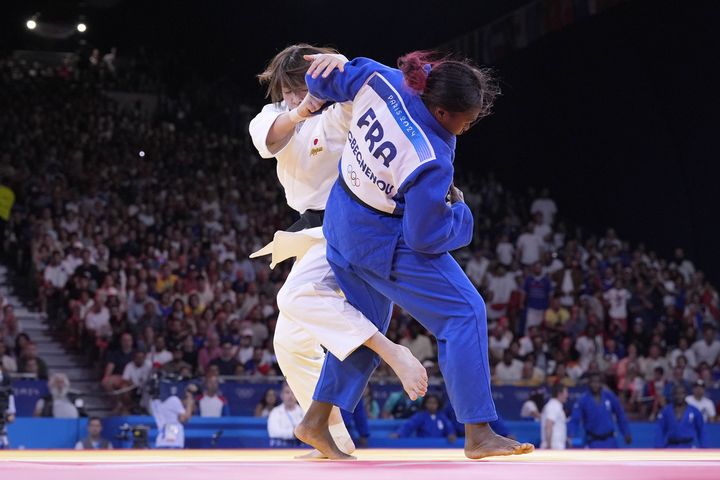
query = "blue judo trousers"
xmin=305 ymin=57 xmax=497 ymax=424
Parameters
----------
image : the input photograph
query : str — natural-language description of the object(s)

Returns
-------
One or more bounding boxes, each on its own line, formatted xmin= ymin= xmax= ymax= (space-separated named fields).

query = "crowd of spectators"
xmin=0 ymin=50 xmax=719 ymax=422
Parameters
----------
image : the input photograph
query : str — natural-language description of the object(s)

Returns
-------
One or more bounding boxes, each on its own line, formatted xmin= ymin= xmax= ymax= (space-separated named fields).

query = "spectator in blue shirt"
xmin=655 ymin=385 xmax=706 ymax=448
xmin=391 ymin=394 xmax=457 ymax=443
xmin=569 ymin=372 xmax=631 ymax=448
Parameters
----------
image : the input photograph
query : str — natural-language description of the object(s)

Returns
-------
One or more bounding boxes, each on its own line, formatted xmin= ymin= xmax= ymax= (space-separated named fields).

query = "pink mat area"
xmin=3 ymin=459 xmax=720 ymax=480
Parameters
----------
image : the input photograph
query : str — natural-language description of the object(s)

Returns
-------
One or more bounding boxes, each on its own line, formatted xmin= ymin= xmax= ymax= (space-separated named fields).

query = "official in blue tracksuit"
xmin=655 ymin=384 xmax=706 ymax=448
xmin=568 ymin=373 xmax=632 ymax=448
xmin=293 ymin=51 xmax=533 ymax=460
xmin=341 ymin=396 xmax=370 ymax=448
xmin=392 ymin=394 xmax=457 ymax=441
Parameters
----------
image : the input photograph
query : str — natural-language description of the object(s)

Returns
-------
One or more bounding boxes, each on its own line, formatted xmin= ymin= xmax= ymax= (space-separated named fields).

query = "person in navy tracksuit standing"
xmin=569 ymin=373 xmax=632 ymax=448
xmin=292 ymin=51 xmax=533 ymax=460
xmin=392 ymin=394 xmax=457 ymax=442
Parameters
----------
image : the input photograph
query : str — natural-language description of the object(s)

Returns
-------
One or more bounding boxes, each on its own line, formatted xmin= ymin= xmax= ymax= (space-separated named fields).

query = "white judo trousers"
xmin=249 ymin=98 xmax=380 ymax=452
xmin=251 ymin=227 xmax=379 ymax=452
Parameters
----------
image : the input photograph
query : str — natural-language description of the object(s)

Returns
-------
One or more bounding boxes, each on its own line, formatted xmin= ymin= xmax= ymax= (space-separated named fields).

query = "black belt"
xmin=667 ymin=437 xmax=693 ymax=445
xmin=339 ymin=178 xmax=403 ymax=218
xmin=286 ymin=209 xmax=324 ymax=232
xmin=587 ymin=431 xmax=614 ymax=442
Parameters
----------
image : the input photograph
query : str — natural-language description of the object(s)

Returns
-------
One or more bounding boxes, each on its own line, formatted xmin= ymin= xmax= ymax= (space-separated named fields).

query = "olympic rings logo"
xmin=346 ymin=164 xmax=360 ymax=188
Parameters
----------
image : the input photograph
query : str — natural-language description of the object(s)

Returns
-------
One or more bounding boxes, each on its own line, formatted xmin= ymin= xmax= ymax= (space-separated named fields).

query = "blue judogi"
xmin=655 ymin=404 xmax=706 ymax=448
xmin=568 ymin=388 xmax=631 ymax=448
xmin=306 ymin=58 xmax=497 ymax=424
xmin=397 ymin=411 xmax=456 ymax=438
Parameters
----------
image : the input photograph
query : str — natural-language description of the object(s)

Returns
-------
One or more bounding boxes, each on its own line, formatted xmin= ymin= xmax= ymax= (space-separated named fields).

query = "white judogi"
xmin=249 ymin=99 xmax=379 ymax=452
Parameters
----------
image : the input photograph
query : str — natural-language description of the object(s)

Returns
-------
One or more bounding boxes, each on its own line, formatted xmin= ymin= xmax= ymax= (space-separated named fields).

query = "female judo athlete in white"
xmin=248 ymin=45 xmax=427 ymax=455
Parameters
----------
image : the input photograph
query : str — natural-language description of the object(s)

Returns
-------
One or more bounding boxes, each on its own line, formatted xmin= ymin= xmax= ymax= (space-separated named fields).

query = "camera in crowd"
xmin=115 ymin=423 xmax=150 ymax=449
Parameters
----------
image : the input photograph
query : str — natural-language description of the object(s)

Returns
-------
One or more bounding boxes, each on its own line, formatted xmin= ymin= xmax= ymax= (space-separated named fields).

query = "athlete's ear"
xmin=431 ymin=106 xmax=447 ymax=119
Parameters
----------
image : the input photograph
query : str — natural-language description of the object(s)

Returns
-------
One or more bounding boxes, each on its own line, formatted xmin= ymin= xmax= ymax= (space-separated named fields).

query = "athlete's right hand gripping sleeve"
xmin=401 ymin=162 xmax=474 ymax=254
xmin=305 ymin=57 xmax=385 ymax=103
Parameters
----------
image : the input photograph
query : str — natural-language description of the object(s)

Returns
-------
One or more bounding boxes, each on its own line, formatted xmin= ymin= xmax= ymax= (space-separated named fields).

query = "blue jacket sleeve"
xmin=655 ymin=409 xmax=668 ymax=448
xmin=610 ymin=392 xmax=630 ymax=437
xmin=440 ymin=413 xmax=456 ymax=437
xmin=401 ymin=162 xmax=474 ymax=254
xmin=397 ymin=413 xmax=424 ymax=438
xmin=694 ymin=408 xmax=706 ymax=448
xmin=353 ymin=401 xmax=370 ymax=438
xmin=568 ymin=399 xmax=583 ymax=438
xmin=306 ymin=57 xmax=386 ymax=103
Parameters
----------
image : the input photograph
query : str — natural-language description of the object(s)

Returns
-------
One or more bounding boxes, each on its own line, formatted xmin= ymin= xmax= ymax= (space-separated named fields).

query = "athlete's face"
xmin=432 ymin=106 xmax=483 ymax=136
xmin=282 ymin=85 xmax=308 ymax=110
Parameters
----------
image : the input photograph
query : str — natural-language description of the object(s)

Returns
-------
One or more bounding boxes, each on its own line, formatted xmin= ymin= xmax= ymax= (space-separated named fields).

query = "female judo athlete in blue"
xmin=293 ymin=51 xmax=534 ymax=459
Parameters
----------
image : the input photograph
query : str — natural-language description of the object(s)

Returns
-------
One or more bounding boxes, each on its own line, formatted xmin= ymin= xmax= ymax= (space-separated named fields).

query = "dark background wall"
xmin=455 ymin=0 xmax=720 ymax=281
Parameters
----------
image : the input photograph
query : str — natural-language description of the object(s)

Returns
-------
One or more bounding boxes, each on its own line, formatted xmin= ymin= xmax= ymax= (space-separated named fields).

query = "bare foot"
xmin=464 ymin=423 xmax=535 ymax=459
xmin=295 ymin=420 xmax=356 ymax=460
xmin=385 ymin=345 xmax=428 ymax=400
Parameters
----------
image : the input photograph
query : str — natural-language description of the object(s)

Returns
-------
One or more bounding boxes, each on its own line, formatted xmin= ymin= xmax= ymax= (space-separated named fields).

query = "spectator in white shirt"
xmin=675 ymin=248 xmax=696 ymax=283
xmin=685 ymin=380 xmax=716 ymax=423
xmin=197 ymin=375 xmax=228 ymax=417
xmin=62 ymin=242 xmax=84 ymax=274
xmin=669 ymin=337 xmax=697 ymax=369
xmin=43 ymin=251 xmax=69 ymax=289
xmin=603 ymin=280 xmax=631 ymax=333
xmin=33 ymin=373 xmax=79 ymax=419
xmin=0 ymin=343 xmax=17 ymax=373
xmin=400 ymin=324 xmax=434 ymax=362
xmin=675 ymin=355 xmax=698 ymax=384
xmin=541 ymin=383 xmax=568 ymax=449
xmin=531 ymin=188 xmax=558 ymax=226
xmin=485 ymin=264 xmax=518 ymax=321
xmin=516 ymin=224 xmax=544 ymax=266
xmin=236 ymin=331 xmax=255 ymax=364
xmin=123 ymin=350 xmax=152 ymax=388
xmin=127 ymin=284 xmax=157 ymax=326
xmin=494 ymin=350 xmax=523 ymax=384
xmin=643 ymin=343 xmax=670 ymax=381
xmin=692 ymin=326 xmax=720 ymax=366
xmin=465 ymin=251 xmax=490 ymax=288
xmin=147 ymin=336 xmax=173 ymax=367
xmin=267 ymin=383 xmax=304 ymax=447
xmin=520 ymin=389 xmax=545 ymax=421
xmin=488 ymin=321 xmax=513 ymax=362
xmin=495 ymin=234 xmax=515 ymax=266
xmin=84 ymin=298 xmax=111 ymax=339
xmin=575 ymin=324 xmax=602 ymax=372
xmin=532 ymin=212 xmax=553 ymax=246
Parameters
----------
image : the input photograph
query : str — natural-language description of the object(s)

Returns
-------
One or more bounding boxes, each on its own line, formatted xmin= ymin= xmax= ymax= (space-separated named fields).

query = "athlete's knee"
xmin=461 ymin=290 xmax=487 ymax=326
